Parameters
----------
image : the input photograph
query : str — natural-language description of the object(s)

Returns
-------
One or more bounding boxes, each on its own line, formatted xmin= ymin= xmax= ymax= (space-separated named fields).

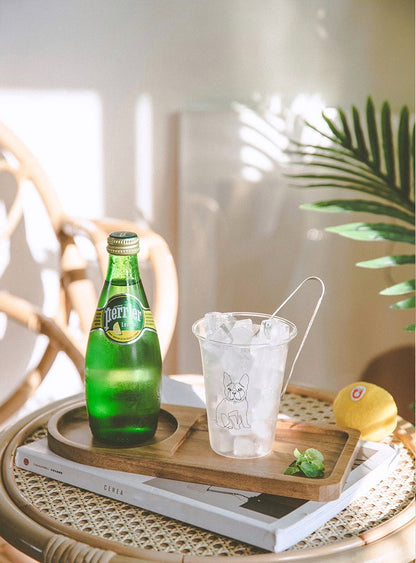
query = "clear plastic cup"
xmin=192 ymin=312 xmax=297 ymax=459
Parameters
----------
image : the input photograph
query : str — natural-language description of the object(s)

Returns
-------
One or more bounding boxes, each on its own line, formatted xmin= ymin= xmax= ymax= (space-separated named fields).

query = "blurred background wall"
xmin=0 ymin=0 xmax=414 ymax=409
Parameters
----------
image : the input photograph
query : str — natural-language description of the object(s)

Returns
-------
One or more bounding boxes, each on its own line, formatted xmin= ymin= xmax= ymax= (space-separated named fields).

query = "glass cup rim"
xmin=192 ymin=311 xmax=297 ymax=348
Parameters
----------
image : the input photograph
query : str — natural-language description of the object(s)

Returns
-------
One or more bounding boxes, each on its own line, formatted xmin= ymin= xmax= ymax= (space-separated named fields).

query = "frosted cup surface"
xmin=192 ymin=313 xmax=297 ymax=459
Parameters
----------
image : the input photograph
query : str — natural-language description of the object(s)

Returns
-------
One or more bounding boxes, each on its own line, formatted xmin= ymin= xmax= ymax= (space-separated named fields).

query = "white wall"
xmin=0 ymin=0 xmax=413 ymax=231
xmin=0 ymin=0 xmax=414 ymax=380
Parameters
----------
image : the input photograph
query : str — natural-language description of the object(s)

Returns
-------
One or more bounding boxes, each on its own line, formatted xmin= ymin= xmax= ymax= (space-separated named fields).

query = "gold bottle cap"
xmin=107 ymin=231 xmax=140 ymax=255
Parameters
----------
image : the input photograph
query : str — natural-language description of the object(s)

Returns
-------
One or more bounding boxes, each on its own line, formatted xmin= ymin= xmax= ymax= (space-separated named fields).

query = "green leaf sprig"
xmin=284 ymin=448 xmax=325 ymax=478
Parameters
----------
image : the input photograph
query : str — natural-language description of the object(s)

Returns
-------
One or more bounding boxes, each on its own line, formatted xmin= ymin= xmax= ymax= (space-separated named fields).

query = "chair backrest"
xmin=0 ymin=120 xmax=178 ymax=424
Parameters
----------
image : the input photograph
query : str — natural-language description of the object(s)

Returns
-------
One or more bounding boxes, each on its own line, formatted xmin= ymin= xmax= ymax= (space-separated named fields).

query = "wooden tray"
xmin=47 ymin=400 xmax=361 ymax=501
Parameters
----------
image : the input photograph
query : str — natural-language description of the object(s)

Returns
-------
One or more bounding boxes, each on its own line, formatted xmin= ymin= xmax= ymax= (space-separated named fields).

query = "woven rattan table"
xmin=0 ymin=378 xmax=414 ymax=563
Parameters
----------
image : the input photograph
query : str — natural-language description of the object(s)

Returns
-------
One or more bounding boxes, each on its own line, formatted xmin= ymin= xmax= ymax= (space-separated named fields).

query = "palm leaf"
xmin=380 ymin=279 xmax=415 ymax=296
xmin=390 ymin=296 xmax=415 ymax=310
xmin=398 ymin=106 xmax=410 ymax=198
xmin=326 ymin=222 xmax=415 ymax=244
xmin=287 ymin=146 xmax=374 ymax=173
xmin=356 ymin=254 xmax=415 ymax=269
xmin=304 ymin=119 xmax=349 ymax=147
xmin=381 ymin=102 xmax=396 ymax=186
xmin=338 ymin=109 xmax=353 ymax=148
xmin=322 ymin=113 xmax=347 ymax=145
xmin=366 ymin=97 xmax=380 ymax=169
xmin=291 ymin=176 xmax=413 ymax=209
xmin=352 ymin=106 xmax=369 ymax=159
xmin=291 ymin=170 xmax=393 ymax=194
xmin=287 ymin=148 xmax=390 ymax=183
xmin=287 ymin=96 xmax=415 ymax=330
xmin=412 ymin=122 xmax=415 ymax=201
xmin=289 ymin=160 xmax=396 ymax=190
xmin=288 ymin=105 xmax=414 ymax=209
xmin=300 ymin=199 xmax=414 ymax=224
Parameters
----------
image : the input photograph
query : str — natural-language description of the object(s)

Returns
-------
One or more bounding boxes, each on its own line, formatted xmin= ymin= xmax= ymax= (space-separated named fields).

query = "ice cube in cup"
xmin=229 ymin=318 xmax=254 ymax=345
xmin=221 ymin=345 xmax=253 ymax=374
xmin=209 ymin=324 xmax=233 ymax=344
xmin=252 ymin=419 xmax=275 ymax=441
xmin=201 ymin=313 xmax=234 ymax=364
xmin=211 ymin=427 xmax=234 ymax=456
xmin=233 ymin=435 xmax=258 ymax=457
xmin=204 ymin=312 xmax=235 ymax=336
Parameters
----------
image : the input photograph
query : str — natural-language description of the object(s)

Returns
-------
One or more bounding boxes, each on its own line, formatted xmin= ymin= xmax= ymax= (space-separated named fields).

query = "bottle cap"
xmin=107 ymin=231 xmax=140 ymax=255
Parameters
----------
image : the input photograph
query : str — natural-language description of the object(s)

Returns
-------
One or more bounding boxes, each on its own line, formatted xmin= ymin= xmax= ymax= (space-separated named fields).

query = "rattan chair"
xmin=0 ymin=119 xmax=178 ymax=427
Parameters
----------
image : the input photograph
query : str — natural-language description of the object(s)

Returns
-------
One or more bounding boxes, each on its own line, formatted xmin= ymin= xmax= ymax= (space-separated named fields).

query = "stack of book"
xmin=15 ymin=411 xmax=399 ymax=552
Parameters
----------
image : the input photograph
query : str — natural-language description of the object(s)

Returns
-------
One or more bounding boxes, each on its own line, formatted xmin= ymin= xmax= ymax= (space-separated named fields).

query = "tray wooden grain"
xmin=47 ymin=400 xmax=361 ymax=501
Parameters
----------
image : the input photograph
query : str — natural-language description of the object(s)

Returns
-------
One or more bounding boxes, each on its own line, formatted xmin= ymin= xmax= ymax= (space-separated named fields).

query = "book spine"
xmin=15 ymin=447 xmax=140 ymax=505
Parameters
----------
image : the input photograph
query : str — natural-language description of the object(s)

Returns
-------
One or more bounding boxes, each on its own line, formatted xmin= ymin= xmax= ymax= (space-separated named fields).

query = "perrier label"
xmin=91 ymin=293 xmax=156 ymax=344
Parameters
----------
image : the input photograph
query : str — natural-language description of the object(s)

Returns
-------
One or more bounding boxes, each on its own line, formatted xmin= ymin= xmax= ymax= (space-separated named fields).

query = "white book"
xmin=15 ymin=437 xmax=399 ymax=553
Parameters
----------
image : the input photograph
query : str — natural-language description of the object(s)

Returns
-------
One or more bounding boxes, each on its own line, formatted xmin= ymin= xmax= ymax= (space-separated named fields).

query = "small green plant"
xmin=284 ymin=447 xmax=325 ymax=478
xmin=287 ymin=97 xmax=415 ymax=330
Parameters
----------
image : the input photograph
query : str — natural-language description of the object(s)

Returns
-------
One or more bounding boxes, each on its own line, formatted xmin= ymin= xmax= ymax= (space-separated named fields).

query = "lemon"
xmin=333 ymin=381 xmax=397 ymax=441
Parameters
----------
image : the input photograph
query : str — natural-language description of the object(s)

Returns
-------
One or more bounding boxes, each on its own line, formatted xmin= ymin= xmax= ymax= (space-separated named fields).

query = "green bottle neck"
xmin=105 ymin=253 xmax=141 ymax=285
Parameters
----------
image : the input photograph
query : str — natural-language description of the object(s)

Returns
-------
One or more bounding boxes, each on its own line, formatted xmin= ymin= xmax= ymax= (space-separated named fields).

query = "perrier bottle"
xmin=85 ymin=231 xmax=162 ymax=445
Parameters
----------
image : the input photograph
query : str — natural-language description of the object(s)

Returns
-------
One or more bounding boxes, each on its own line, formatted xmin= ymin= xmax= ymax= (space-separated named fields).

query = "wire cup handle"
xmin=269 ymin=276 xmax=325 ymax=398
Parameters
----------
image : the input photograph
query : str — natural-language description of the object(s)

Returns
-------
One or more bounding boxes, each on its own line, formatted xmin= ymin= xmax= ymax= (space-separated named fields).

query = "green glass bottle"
xmin=85 ymin=231 xmax=162 ymax=445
